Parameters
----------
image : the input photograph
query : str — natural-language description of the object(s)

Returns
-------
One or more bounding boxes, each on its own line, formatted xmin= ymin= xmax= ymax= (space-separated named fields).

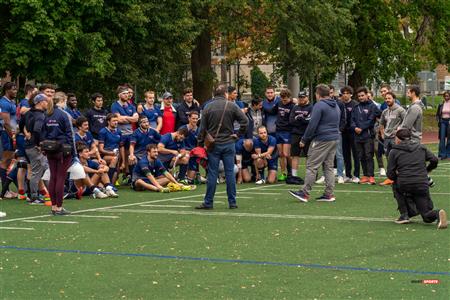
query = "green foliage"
xmin=250 ymin=66 xmax=269 ymax=99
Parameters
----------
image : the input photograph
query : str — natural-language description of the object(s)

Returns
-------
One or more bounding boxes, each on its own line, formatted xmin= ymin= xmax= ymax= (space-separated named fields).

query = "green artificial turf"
xmin=0 ymin=150 xmax=449 ymax=299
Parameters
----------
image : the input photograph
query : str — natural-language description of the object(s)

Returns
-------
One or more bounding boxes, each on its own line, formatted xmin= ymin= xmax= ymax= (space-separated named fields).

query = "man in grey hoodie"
xmin=289 ymin=84 xmax=340 ymax=202
xmin=400 ymin=85 xmax=423 ymax=143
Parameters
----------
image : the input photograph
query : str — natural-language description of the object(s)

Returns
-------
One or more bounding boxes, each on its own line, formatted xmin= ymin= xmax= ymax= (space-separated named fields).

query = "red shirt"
xmin=160 ymin=106 xmax=176 ymax=134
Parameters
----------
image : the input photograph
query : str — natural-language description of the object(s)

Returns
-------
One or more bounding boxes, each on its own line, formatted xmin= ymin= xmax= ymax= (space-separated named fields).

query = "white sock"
xmin=93 ymin=187 xmax=101 ymax=194
xmin=292 ymin=169 xmax=297 ymax=176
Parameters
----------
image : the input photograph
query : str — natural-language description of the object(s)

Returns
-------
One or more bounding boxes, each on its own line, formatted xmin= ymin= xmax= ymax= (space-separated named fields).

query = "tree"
xmin=250 ymin=66 xmax=269 ymax=98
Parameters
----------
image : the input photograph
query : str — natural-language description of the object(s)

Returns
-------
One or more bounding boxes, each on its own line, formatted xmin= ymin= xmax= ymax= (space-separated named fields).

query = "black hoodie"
xmin=387 ymin=140 xmax=438 ymax=186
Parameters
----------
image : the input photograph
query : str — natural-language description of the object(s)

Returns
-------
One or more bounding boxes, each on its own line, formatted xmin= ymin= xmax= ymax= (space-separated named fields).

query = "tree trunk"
xmin=287 ymin=72 xmax=299 ymax=98
xmin=191 ymin=27 xmax=213 ymax=104
xmin=348 ymin=66 xmax=364 ymax=97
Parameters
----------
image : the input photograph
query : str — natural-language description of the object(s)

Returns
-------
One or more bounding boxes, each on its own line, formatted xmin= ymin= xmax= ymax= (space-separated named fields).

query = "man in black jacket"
xmin=196 ymin=84 xmax=248 ymax=209
xmin=176 ymin=88 xmax=200 ymax=129
xmin=387 ymin=128 xmax=447 ymax=229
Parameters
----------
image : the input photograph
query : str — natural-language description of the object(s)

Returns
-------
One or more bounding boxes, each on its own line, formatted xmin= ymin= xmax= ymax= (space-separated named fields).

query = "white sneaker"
xmin=315 ymin=176 xmax=325 ymax=184
xmin=93 ymin=189 xmax=108 ymax=199
xmin=105 ymin=189 xmax=119 ymax=198
xmin=351 ymin=176 xmax=360 ymax=184
xmin=333 ymin=168 xmax=337 ymax=176
xmin=379 ymin=168 xmax=386 ymax=177
xmin=343 ymin=176 xmax=352 ymax=183
xmin=0 ymin=211 xmax=6 ymax=218
xmin=255 ymin=179 xmax=266 ymax=185
xmin=4 ymin=191 xmax=17 ymax=199
xmin=337 ymin=176 xmax=345 ymax=184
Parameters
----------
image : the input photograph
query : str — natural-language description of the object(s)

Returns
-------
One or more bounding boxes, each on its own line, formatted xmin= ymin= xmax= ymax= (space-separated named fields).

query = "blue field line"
xmin=1 ymin=245 xmax=449 ymax=276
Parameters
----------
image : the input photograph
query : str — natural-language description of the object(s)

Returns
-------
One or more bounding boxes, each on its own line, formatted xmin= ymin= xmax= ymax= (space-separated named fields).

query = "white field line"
xmin=22 ymin=220 xmax=78 ymax=224
xmin=0 ymin=226 xmax=35 ymax=231
xmin=67 ymin=215 xmax=119 ymax=219
xmin=140 ymin=204 xmax=191 ymax=208
xmin=215 ymin=195 xmax=252 ymax=199
xmin=170 ymin=200 xmax=225 ymax=204
xmin=260 ymin=187 xmax=450 ymax=195
xmin=237 ymin=192 xmax=280 ymax=195
xmin=0 ymin=184 xmax=283 ymax=224
xmin=101 ymin=209 xmax=393 ymax=223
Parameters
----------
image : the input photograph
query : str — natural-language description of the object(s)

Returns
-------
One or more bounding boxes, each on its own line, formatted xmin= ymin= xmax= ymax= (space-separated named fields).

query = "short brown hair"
xmin=279 ymin=88 xmax=291 ymax=98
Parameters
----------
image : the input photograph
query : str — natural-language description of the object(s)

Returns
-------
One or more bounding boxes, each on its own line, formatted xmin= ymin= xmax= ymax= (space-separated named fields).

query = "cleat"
xmin=277 ymin=173 xmax=287 ymax=181
xmin=359 ymin=176 xmax=369 ymax=184
xmin=351 ymin=176 xmax=360 ymax=184
xmin=54 ymin=208 xmax=71 ymax=216
xmin=255 ymin=179 xmax=266 ymax=185
xmin=288 ymin=190 xmax=309 ymax=203
xmin=316 ymin=194 xmax=336 ymax=202
xmin=369 ymin=177 xmax=376 ymax=185
xmin=195 ymin=203 xmax=213 ymax=210
xmin=105 ymin=189 xmax=119 ymax=198
xmin=379 ymin=168 xmax=386 ymax=177
xmin=379 ymin=178 xmax=394 ymax=186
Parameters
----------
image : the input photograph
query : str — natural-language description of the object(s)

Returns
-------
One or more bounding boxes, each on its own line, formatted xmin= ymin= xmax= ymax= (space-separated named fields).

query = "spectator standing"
xmin=288 ymin=84 xmax=340 ymax=202
xmin=176 ymin=88 xmax=200 ymax=129
xmin=400 ymin=85 xmax=423 ymax=143
xmin=159 ymin=92 xmax=177 ymax=135
xmin=196 ymin=84 xmax=248 ymax=209
xmin=436 ymin=91 xmax=450 ymax=159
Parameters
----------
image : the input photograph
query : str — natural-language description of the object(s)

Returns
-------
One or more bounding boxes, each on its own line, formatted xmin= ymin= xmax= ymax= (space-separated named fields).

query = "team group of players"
xmin=0 ymin=81 xmax=415 ymax=208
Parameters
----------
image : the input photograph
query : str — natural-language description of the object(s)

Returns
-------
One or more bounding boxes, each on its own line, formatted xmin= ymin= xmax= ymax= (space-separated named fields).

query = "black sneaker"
xmin=288 ymin=190 xmax=309 ymax=203
xmin=29 ymin=199 xmax=45 ymax=205
xmin=316 ymin=194 xmax=336 ymax=202
xmin=195 ymin=203 xmax=213 ymax=210
xmin=286 ymin=175 xmax=304 ymax=185
xmin=54 ymin=208 xmax=71 ymax=216
xmin=394 ymin=215 xmax=411 ymax=224
xmin=229 ymin=205 xmax=238 ymax=209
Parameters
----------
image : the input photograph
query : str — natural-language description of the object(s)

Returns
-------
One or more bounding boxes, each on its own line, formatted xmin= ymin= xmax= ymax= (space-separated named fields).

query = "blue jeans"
xmin=438 ymin=119 xmax=450 ymax=158
xmin=204 ymin=142 xmax=236 ymax=207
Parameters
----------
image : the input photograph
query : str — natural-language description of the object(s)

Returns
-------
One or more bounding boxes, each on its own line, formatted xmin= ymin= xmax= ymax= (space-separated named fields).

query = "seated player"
xmin=75 ymin=116 xmax=105 ymax=163
xmin=178 ymin=111 xmax=202 ymax=184
xmin=132 ymin=144 xmax=185 ymax=192
xmin=98 ymin=113 xmax=124 ymax=183
xmin=235 ymin=138 xmax=255 ymax=184
xmin=78 ymin=143 xmax=118 ymax=198
xmin=157 ymin=127 xmax=189 ymax=180
xmin=252 ymin=126 xmax=278 ymax=184
xmin=129 ymin=116 xmax=161 ymax=165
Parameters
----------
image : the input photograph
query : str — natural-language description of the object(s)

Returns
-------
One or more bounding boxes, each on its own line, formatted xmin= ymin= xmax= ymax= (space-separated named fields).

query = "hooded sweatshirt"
xmin=301 ymin=99 xmax=340 ymax=144
xmin=350 ymin=100 xmax=377 ymax=141
xmin=400 ymin=100 xmax=424 ymax=143
xmin=387 ymin=140 xmax=437 ymax=186
xmin=380 ymin=103 xmax=406 ymax=139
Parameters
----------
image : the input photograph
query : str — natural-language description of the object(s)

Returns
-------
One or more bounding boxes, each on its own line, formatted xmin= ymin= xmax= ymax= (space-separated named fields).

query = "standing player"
xmin=160 ymin=92 xmax=177 ymax=135
xmin=85 ymin=93 xmax=109 ymax=140
xmin=262 ymin=86 xmax=280 ymax=137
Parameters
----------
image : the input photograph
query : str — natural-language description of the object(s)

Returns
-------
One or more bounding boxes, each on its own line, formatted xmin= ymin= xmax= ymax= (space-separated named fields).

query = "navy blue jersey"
xmin=0 ymin=96 xmax=17 ymax=131
xmin=158 ymin=133 xmax=185 ymax=162
xmin=111 ymin=101 xmax=137 ymax=135
xmin=86 ymin=159 xmax=99 ymax=170
xmin=262 ymin=96 xmax=280 ymax=134
xmin=141 ymin=104 xmax=162 ymax=127
xmin=276 ymin=101 xmax=294 ymax=132
xmin=130 ymin=128 xmax=161 ymax=157
xmin=254 ymin=135 xmax=277 ymax=155
xmin=75 ymin=131 xmax=95 ymax=149
xmin=132 ymin=156 xmax=166 ymax=180
xmin=98 ymin=127 xmax=122 ymax=151
xmin=65 ymin=107 xmax=82 ymax=120
xmin=179 ymin=125 xmax=198 ymax=150
xmin=235 ymin=138 xmax=255 ymax=162
xmin=85 ymin=107 xmax=108 ymax=139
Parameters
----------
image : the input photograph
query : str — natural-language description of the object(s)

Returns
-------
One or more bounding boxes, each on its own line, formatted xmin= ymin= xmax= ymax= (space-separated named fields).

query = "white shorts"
xmin=41 ymin=162 xmax=86 ymax=181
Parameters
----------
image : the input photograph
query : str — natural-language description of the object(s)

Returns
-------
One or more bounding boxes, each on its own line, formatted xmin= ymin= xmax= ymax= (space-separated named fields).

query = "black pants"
xmin=355 ymin=138 xmax=374 ymax=177
xmin=342 ymin=131 xmax=359 ymax=178
xmin=393 ymin=183 xmax=439 ymax=223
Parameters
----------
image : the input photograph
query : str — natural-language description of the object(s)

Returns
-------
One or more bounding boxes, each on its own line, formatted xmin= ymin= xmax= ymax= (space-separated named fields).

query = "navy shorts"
xmin=267 ymin=155 xmax=278 ymax=171
xmin=1 ymin=131 xmax=14 ymax=152
xmin=15 ymin=134 xmax=27 ymax=158
xmin=188 ymin=157 xmax=199 ymax=172
xmin=276 ymin=131 xmax=291 ymax=144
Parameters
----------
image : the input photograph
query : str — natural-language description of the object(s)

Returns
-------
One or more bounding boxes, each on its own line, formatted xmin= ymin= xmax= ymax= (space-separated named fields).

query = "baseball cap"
xmin=33 ymin=93 xmax=47 ymax=105
xmin=162 ymin=92 xmax=173 ymax=99
xmin=298 ymin=91 xmax=308 ymax=98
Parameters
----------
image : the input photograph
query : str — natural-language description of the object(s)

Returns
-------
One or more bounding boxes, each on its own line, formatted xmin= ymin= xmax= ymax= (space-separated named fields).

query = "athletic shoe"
xmin=428 ymin=176 xmax=435 ymax=188
xmin=437 ymin=210 xmax=448 ymax=229
xmin=394 ymin=215 xmax=411 ymax=224
xmin=369 ymin=177 xmax=376 ymax=185
xmin=178 ymin=179 xmax=189 ymax=185
xmin=333 ymin=168 xmax=337 ymax=176
xmin=379 ymin=178 xmax=394 ymax=186
xmin=255 ymin=179 xmax=266 ymax=185
xmin=44 ymin=201 xmax=52 ymax=206
xmin=229 ymin=205 xmax=238 ymax=209
xmin=351 ymin=176 xmax=360 ymax=184
xmin=359 ymin=176 xmax=370 ymax=184
xmin=29 ymin=199 xmax=45 ymax=205
xmin=316 ymin=194 xmax=336 ymax=202
xmin=277 ymin=173 xmax=287 ymax=181
xmin=40 ymin=193 xmax=51 ymax=201
xmin=198 ymin=175 xmax=207 ymax=184
xmin=159 ymin=187 xmax=170 ymax=193
xmin=286 ymin=175 xmax=304 ymax=185
xmin=105 ymin=189 xmax=119 ymax=198
xmin=195 ymin=203 xmax=213 ymax=210
xmin=343 ymin=176 xmax=353 ymax=183
xmin=0 ymin=211 xmax=6 ymax=218
xmin=288 ymin=190 xmax=309 ymax=203
xmin=4 ymin=191 xmax=18 ymax=199
xmin=54 ymin=208 xmax=71 ymax=216
xmin=379 ymin=168 xmax=386 ymax=177
xmin=18 ymin=194 xmax=29 ymax=201
xmin=337 ymin=176 xmax=345 ymax=184
xmin=93 ymin=190 xmax=108 ymax=199
xmin=315 ymin=176 xmax=325 ymax=184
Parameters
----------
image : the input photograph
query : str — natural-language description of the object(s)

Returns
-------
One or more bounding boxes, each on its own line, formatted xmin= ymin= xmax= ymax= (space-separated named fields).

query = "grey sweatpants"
xmin=303 ymin=140 xmax=338 ymax=196
xmin=25 ymin=147 xmax=48 ymax=199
